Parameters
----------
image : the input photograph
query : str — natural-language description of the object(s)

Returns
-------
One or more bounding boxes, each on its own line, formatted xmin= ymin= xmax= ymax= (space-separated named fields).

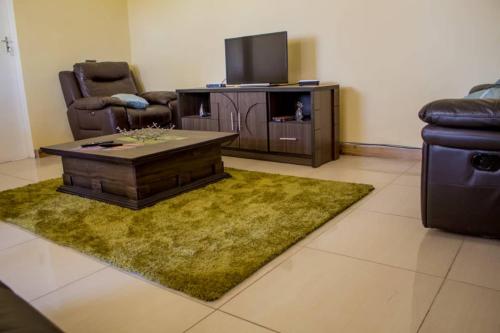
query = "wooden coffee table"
xmin=41 ymin=129 xmax=238 ymax=209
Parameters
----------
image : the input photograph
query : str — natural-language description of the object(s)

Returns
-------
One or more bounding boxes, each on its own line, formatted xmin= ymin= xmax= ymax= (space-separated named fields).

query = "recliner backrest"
xmin=73 ymin=62 xmax=138 ymax=97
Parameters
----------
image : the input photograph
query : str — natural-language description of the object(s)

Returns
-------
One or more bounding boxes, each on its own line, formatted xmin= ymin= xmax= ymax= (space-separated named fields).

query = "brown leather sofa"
xmin=419 ymin=84 xmax=500 ymax=238
xmin=60 ymin=61 xmax=179 ymax=140
xmin=0 ymin=280 xmax=62 ymax=332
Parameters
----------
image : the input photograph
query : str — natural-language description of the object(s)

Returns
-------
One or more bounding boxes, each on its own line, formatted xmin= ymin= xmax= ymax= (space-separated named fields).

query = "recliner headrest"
xmin=73 ymin=61 xmax=138 ymax=97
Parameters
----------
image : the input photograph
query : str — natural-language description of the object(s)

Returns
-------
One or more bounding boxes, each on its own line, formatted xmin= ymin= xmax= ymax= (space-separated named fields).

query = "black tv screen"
xmin=225 ymin=31 xmax=288 ymax=85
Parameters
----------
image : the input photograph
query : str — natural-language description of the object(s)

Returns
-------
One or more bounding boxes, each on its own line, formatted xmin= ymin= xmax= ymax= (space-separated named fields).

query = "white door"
xmin=0 ymin=0 xmax=33 ymax=162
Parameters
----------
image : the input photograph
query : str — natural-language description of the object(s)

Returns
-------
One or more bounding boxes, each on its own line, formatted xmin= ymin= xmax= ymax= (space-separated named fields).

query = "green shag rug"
xmin=0 ymin=168 xmax=373 ymax=301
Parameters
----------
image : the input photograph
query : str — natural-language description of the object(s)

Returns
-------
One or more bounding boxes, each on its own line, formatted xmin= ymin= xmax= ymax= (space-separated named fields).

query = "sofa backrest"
xmin=73 ymin=62 xmax=138 ymax=97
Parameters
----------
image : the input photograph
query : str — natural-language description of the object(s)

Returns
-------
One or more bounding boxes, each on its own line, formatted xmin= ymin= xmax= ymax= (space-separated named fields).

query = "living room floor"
xmin=0 ymin=155 xmax=499 ymax=333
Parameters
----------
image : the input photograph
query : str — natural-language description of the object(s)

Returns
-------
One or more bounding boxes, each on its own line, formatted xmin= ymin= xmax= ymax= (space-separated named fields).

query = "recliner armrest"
xmin=72 ymin=96 xmax=126 ymax=110
xmin=418 ymin=99 xmax=500 ymax=130
xmin=139 ymin=91 xmax=177 ymax=105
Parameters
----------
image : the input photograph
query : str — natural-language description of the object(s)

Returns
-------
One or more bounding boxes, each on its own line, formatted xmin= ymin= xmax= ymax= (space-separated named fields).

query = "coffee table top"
xmin=41 ymin=129 xmax=238 ymax=164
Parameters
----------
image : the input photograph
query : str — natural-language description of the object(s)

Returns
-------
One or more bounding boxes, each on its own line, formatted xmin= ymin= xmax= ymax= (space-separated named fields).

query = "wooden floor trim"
xmin=341 ymin=142 xmax=422 ymax=160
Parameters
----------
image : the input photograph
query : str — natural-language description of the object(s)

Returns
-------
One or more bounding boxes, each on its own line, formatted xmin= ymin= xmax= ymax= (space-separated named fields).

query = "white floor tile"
xmin=32 ymin=268 xmax=213 ymax=333
xmin=361 ymin=184 xmax=421 ymax=218
xmin=188 ymin=311 xmax=273 ymax=333
xmin=0 ymin=157 xmax=62 ymax=182
xmin=394 ymin=174 xmax=421 ymax=187
xmin=0 ymin=222 xmax=37 ymax=251
xmin=327 ymin=155 xmax=415 ymax=174
xmin=222 ymin=248 xmax=442 ymax=333
xmin=0 ymin=173 xmax=32 ymax=191
xmin=0 ymin=238 xmax=106 ymax=301
xmin=420 ymin=280 xmax=500 ymax=333
xmin=448 ymin=238 xmax=500 ymax=290
xmin=405 ymin=162 xmax=422 ymax=175
xmin=307 ymin=166 xmax=399 ymax=188
xmin=308 ymin=210 xmax=463 ymax=276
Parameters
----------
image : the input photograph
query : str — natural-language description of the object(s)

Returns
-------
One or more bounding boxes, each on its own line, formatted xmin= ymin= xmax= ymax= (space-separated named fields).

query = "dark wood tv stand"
xmin=176 ymin=84 xmax=340 ymax=167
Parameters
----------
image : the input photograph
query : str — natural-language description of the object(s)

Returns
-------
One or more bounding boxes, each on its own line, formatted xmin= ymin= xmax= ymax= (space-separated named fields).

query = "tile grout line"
xmin=416 ymin=239 xmax=465 ymax=333
xmin=0 ymin=237 xmax=39 ymax=253
xmin=304 ymin=246 xmax=446 ymax=279
xmin=352 ymin=165 xmax=408 ymax=208
xmin=182 ymin=309 xmax=217 ymax=333
xmin=218 ymin=309 xmax=281 ymax=332
xmin=0 ymin=224 xmax=114 ymax=270
xmin=0 ymin=169 xmax=39 ymax=182
xmin=446 ymin=277 xmax=500 ymax=293
xmin=29 ymin=266 xmax=109 ymax=303
xmin=358 ymin=207 xmax=421 ymax=220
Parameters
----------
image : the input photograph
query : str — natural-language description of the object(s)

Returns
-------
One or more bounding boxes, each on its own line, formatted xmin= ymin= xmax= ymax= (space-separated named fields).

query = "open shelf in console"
xmin=177 ymin=92 xmax=211 ymax=118
xmin=268 ymin=92 xmax=312 ymax=121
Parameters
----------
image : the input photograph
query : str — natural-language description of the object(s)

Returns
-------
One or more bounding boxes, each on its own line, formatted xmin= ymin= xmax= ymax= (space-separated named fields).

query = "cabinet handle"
xmin=238 ymin=113 xmax=241 ymax=131
xmin=279 ymin=137 xmax=297 ymax=141
xmin=230 ymin=112 xmax=234 ymax=131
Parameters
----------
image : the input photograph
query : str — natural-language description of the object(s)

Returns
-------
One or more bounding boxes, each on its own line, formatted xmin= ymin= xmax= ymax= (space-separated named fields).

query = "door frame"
xmin=2 ymin=0 xmax=34 ymax=159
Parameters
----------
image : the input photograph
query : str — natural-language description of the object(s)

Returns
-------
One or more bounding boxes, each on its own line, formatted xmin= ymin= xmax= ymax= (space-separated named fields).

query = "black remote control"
xmin=99 ymin=143 xmax=123 ymax=148
xmin=81 ymin=140 xmax=114 ymax=148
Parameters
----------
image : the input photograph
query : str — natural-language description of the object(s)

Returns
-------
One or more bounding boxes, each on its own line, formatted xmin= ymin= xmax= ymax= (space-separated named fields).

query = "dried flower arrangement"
xmin=116 ymin=123 xmax=180 ymax=144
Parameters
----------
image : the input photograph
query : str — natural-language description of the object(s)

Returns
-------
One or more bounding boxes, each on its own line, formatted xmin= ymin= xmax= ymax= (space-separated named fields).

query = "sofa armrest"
xmin=139 ymin=91 xmax=177 ymax=105
xmin=72 ymin=96 xmax=126 ymax=110
xmin=418 ymin=99 xmax=500 ymax=129
xmin=167 ymin=99 xmax=181 ymax=128
xmin=67 ymin=106 xmax=129 ymax=140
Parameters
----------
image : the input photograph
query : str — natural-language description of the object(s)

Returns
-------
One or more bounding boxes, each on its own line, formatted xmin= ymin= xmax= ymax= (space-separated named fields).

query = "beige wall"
xmin=127 ymin=0 xmax=500 ymax=147
xmin=14 ymin=0 xmax=131 ymax=148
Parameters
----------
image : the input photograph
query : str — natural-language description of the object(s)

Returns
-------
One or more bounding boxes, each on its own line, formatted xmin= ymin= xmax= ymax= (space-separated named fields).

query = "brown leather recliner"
xmin=419 ymin=84 xmax=500 ymax=238
xmin=59 ymin=61 xmax=180 ymax=140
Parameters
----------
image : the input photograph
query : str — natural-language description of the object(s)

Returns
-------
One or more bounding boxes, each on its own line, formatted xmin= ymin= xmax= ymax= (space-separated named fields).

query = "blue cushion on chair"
xmin=112 ymin=94 xmax=149 ymax=109
xmin=465 ymin=87 xmax=500 ymax=100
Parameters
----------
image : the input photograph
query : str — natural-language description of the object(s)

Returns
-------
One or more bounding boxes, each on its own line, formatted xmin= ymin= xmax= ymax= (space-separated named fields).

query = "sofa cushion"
xmin=112 ymin=93 xmax=149 ymax=109
xmin=469 ymin=84 xmax=500 ymax=94
xmin=127 ymin=105 xmax=172 ymax=129
xmin=73 ymin=96 xmax=126 ymax=110
xmin=140 ymin=91 xmax=177 ymax=105
xmin=419 ymin=99 xmax=500 ymax=129
xmin=74 ymin=62 xmax=138 ymax=97
xmin=466 ymin=87 xmax=500 ymax=99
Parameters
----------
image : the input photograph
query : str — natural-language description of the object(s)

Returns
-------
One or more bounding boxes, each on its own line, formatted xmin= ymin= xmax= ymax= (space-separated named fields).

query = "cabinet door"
xmin=238 ymin=92 xmax=268 ymax=151
xmin=211 ymin=93 xmax=239 ymax=148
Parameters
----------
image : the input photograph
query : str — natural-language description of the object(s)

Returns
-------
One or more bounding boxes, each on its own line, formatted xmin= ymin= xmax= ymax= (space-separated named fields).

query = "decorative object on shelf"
xmin=295 ymin=101 xmax=304 ymax=122
xmin=116 ymin=123 xmax=179 ymax=144
xmin=272 ymin=115 xmax=295 ymax=122
xmin=199 ymin=103 xmax=210 ymax=117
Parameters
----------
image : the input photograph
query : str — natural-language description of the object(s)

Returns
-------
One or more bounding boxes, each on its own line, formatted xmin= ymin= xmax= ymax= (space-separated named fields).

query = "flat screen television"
xmin=225 ymin=31 xmax=288 ymax=85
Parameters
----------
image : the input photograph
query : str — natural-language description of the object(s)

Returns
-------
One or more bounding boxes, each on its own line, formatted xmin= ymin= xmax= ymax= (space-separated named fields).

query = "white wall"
xmin=14 ymin=0 xmax=131 ymax=148
xmin=128 ymin=0 xmax=500 ymax=147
